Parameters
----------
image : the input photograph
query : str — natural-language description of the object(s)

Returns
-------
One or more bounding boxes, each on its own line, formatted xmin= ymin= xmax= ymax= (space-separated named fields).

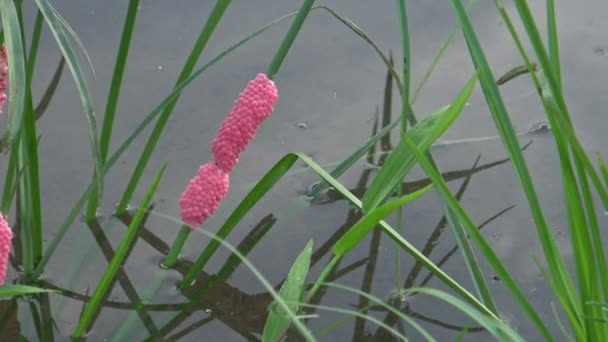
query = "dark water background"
xmin=1 ymin=0 xmax=608 ymax=340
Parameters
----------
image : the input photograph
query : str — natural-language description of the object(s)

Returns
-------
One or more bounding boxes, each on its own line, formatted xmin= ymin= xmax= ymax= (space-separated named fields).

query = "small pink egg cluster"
xmin=179 ymin=74 xmax=278 ymax=228
xmin=0 ymin=213 xmax=13 ymax=285
xmin=0 ymin=44 xmax=8 ymax=113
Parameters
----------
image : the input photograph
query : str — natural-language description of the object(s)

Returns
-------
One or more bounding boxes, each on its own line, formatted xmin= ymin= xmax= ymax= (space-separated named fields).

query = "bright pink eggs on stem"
xmin=211 ymin=73 xmax=279 ymax=173
xmin=0 ymin=213 xmax=13 ymax=285
xmin=179 ymin=73 xmax=278 ymax=229
xmin=179 ymin=162 xmax=230 ymax=228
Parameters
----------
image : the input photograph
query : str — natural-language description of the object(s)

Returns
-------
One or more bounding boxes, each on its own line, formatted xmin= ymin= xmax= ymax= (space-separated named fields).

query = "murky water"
xmin=1 ymin=0 xmax=608 ymax=340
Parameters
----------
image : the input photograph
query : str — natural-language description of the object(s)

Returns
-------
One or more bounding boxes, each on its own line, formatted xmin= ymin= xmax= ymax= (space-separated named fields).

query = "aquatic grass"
xmin=19 ymin=9 xmax=46 ymax=268
xmin=400 ymin=131 xmax=552 ymax=340
xmin=73 ymin=163 xmax=166 ymax=338
xmin=115 ymin=0 xmax=233 ymax=215
xmin=494 ymin=1 xmax=608 ymax=338
xmin=394 ymin=0 xmax=410 ymax=298
xmin=85 ymin=0 xmax=140 ymax=221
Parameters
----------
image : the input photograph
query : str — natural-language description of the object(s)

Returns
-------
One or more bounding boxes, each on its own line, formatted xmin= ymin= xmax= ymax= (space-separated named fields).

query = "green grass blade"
xmin=115 ymin=0 xmax=232 ymax=214
xmin=401 ymin=132 xmax=552 ymax=340
xmin=362 ymin=75 xmax=476 ymax=212
xmin=85 ymin=0 xmax=140 ymax=221
xmin=407 ymin=287 xmax=523 ymax=342
xmin=266 ymin=0 xmax=315 ymax=79
xmin=22 ymin=9 xmax=45 ymax=266
xmin=0 ymin=285 xmax=53 ymax=298
xmin=0 ymin=0 xmax=26 ymax=141
xmin=395 ymin=0 xmax=411 ymax=299
xmin=33 ymin=0 xmax=103 ymax=203
xmin=333 ymin=184 xmax=433 ymax=256
xmin=452 ymin=0 xmax=577 ymax=327
xmin=494 ymin=2 xmax=604 ymax=337
xmin=73 ymin=163 xmax=166 ymax=338
xmin=31 ymin=10 xmax=299 ymax=279
xmin=263 ymin=240 xmax=313 ymax=342
xmin=546 ymin=0 xmax=560 ymax=84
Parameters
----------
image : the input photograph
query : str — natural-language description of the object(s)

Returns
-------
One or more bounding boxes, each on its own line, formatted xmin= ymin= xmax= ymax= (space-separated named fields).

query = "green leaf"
xmin=362 ymin=75 xmax=476 ymax=212
xmin=333 ymin=184 xmax=432 ymax=256
xmin=263 ymin=240 xmax=313 ymax=342
xmin=0 ymin=285 xmax=53 ymax=298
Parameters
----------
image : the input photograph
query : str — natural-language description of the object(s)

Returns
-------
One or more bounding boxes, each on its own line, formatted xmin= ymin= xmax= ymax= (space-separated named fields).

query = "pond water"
xmin=2 ymin=0 xmax=608 ymax=340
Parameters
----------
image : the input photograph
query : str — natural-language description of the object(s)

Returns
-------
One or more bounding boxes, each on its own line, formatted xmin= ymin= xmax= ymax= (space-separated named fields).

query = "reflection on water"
xmin=1 ymin=0 xmax=606 ymax=340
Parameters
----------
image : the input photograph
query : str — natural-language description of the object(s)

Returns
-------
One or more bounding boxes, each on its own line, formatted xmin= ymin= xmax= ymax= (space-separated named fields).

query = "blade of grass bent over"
xmin=115 ymin=0 xmax=232 ymax=214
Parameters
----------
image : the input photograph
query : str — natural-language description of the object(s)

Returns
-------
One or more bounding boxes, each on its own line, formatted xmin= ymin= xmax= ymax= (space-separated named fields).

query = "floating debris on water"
xmin=527 ymin=121 xmax=551 ymax=135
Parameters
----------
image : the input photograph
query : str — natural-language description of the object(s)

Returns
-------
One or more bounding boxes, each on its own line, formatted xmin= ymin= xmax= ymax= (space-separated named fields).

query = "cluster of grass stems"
xmin=0 ymin=0 xmax=605 ymax=340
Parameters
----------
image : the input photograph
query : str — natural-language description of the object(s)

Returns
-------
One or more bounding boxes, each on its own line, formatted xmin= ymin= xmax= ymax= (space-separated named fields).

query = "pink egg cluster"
xmin=0 ymin=213 xmax=13 ymax=285
xmin=211 ymin=74 xmax=279 ymax=172
xmin=179 ymin=74 xmax=278 ymax=228
xmin=179 ymin=162 xmax=230 ymax=228
xmin=0 ymin=45 xmax=8 ymax=113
